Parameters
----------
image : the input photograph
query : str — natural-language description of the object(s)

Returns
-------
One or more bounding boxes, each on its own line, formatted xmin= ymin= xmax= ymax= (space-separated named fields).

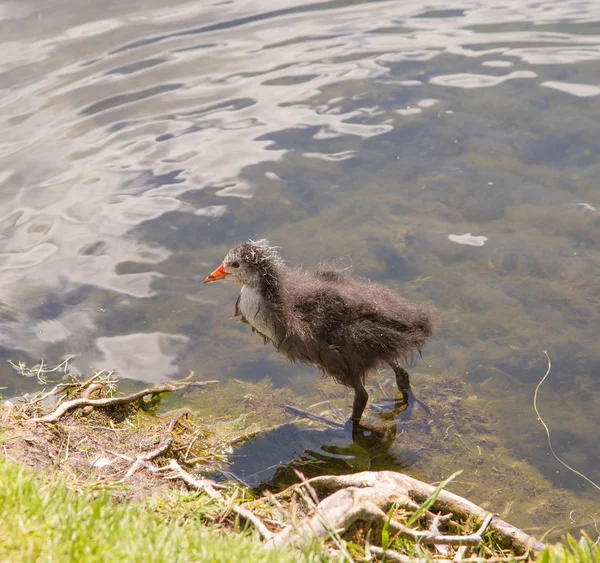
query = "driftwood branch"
xmin=269 ymin=471 xmax=544 ymax=555
xmin=28 ymin=380 xmax=218 ymax=423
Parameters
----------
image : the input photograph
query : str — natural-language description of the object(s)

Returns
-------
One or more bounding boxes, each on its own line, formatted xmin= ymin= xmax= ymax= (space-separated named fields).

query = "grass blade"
xmin=407 ymin=470 xmax=462 ymax=526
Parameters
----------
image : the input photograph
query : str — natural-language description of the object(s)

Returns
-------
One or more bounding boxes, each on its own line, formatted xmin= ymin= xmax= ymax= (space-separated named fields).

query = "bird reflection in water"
xmin=226 ymin=396 xmax=431 ymax=491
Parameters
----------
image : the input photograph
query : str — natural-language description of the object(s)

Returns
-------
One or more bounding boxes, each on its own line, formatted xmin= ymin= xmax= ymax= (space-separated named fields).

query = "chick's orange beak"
xmin=204 ymin=263 xmax=228 ymax=283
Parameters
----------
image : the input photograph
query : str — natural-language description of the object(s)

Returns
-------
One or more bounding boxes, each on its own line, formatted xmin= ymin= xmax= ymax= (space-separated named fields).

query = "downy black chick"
xmin=205 ymin=239 xmax=436 ymax=427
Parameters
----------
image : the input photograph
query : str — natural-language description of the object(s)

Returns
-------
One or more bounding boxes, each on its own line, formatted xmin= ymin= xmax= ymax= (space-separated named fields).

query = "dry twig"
xmin=161 ymin=459 xmax=274 ymax=541
xmin=124 ymin=413 xmax=187 ymax=479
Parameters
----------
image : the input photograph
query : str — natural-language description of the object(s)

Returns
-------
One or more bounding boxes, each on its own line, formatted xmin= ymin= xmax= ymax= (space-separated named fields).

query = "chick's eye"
xmin=231 ymin=261 xmax=240 ymax=269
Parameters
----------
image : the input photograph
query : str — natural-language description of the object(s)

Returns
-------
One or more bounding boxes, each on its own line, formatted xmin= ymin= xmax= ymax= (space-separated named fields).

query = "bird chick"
xmin=205 ymin=239 xmax=436 ymax=428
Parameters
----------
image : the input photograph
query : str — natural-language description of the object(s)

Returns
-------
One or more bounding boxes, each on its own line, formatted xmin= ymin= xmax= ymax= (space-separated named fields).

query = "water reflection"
xmin=1 ymin=0 xmax=599 ymax=536
xmin=229 ymin=420 xmax=413 ymax=489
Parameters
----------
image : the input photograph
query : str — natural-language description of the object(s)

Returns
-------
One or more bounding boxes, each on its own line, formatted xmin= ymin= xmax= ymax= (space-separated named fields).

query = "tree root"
xmin=153 ymin=461 xmax=543 ymax=559
xmin=289 ymin=472 xmax=545 ymax=554
xmin=27 ymin=380 xmax=218 ymax=423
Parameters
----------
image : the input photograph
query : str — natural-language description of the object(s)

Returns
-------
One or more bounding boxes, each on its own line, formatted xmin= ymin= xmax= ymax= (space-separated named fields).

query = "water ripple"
xmin=0 ymin=0 xmax=599 ymax=397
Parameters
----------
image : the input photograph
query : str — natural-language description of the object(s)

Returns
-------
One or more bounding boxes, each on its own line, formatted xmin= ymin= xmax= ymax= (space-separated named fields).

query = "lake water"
xmin=1 ymin=0 xmax=599 ymax=540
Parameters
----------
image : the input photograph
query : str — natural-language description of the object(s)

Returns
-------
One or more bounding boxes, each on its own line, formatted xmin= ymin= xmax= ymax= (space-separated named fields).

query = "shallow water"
xmin=1 ymin=0 xmax=599 ymax=538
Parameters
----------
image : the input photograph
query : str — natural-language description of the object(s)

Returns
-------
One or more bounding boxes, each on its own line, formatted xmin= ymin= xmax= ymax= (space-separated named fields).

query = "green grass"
xmin=538 ymin=535 xmax=600 ymax=563
xmin=0 ymin=457 xmax=307 ymax=563
xmin=1 ymin=455 xmax=598 ymax=563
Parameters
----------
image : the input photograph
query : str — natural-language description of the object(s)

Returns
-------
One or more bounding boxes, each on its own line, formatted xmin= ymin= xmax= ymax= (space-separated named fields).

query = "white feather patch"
xmin=239 ymin=286 xmax=274 ymax=340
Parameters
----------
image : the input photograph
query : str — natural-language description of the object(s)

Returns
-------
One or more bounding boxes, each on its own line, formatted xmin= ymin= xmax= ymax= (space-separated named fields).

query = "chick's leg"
xmin=350 ymin=383 xmax=368 ymax=424
xmin=390 ymin=361 xmax=410 ymax=392
xmin=389 ymin=360 xmax=430 ymax=418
